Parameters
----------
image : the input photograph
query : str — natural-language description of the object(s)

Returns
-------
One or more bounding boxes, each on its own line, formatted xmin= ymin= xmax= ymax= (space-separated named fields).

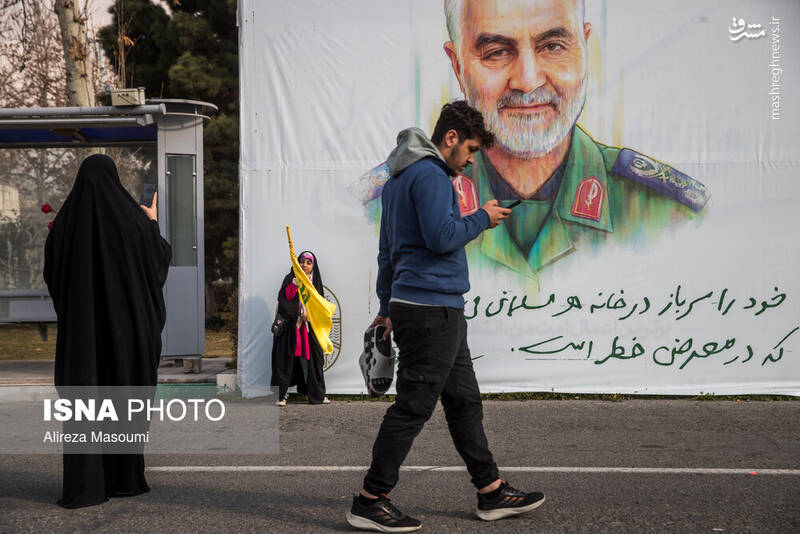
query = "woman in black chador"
xmin=44 ymin=154 xmax=171 ymax=508
xmin=270 ymin=251 xmax=329 ymax=405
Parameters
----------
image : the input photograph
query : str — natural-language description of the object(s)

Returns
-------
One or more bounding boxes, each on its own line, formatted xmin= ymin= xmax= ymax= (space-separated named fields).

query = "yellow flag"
xmin=285 ymin=226 xmax=336 ymax=354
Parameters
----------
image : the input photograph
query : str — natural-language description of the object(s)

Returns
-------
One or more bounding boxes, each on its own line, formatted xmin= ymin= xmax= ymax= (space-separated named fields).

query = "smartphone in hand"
xmin=140 ymin=183 xmax=157 ymax=207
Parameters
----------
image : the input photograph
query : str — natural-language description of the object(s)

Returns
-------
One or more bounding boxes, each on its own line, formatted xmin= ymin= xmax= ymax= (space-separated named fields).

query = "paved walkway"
xmin=0 ymin=358 xmax=232 ymax=385
xmin=1 ymin=399 xmax=798 ymax=532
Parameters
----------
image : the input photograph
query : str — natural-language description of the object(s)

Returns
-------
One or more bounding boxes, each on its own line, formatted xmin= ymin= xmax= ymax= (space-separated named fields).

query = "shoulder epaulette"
xmin=349 ymin=162 xmax=390 ymax=205
xmin=611 ymin=148 xmax=709 ymax=212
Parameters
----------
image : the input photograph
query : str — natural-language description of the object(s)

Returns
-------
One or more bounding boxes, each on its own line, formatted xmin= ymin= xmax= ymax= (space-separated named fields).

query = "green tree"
xmin=168 ymin=0 xmax=239 ymax=303
xmin=98 ymin=0 xmax=179 ymax=95
xmin=100 ymin=0 xmax=239 ymax=303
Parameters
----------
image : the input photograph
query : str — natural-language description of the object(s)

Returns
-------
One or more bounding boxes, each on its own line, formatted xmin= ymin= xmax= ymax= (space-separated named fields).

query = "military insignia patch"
xmin=611 ymin=149 xmax=709 ymax=212
xmin=571 ymin=176 xmax=604 ymax=221
xmin=452 ymin=173 xmax=479 ymax=216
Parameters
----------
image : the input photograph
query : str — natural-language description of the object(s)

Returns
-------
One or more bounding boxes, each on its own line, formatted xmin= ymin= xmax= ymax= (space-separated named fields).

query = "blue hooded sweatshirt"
xmin=376 ymin=128 xmax=490 ymax=316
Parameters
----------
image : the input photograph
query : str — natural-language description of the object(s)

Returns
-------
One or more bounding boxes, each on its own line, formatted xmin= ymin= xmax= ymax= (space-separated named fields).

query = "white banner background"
xmin=238 ymin=0 xmax=800 ymax=396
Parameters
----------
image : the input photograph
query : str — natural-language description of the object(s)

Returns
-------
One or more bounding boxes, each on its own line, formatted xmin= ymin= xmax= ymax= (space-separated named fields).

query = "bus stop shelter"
xmin=0 ymin=99 xmax=216 ymax=361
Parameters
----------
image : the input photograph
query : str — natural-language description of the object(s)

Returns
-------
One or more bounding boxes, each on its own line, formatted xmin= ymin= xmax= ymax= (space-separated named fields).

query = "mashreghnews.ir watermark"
xmin=768 ymin=16 xmax=781 ymax=120
xmin=729 ymin=15 xmax=782 ymax=120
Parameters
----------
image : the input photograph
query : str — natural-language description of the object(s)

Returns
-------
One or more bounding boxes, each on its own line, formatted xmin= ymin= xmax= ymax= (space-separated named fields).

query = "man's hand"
xmin=481 ymin=199 xmax=511 ymax=228
xmin=369 ymin=315 xmax=392 ymax=339
xmin=140 ymin=192 xmax=158 ymax=221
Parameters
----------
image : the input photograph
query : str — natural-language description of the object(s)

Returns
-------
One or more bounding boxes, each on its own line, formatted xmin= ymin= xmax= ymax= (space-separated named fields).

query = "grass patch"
xmin=0 ymin=323 xmax=235 ymax=360
xmin=205 ymin=312 xmax=236 ymax=361
xmin=0 ymin=323 xmax=57 ymax=360
xmin=205 ymin=329 xmax=234 ymax=358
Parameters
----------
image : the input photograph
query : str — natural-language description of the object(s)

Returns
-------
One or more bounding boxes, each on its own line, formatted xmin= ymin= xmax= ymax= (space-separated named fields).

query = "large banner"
xmin=238 ymin=0 xmax=799 ymax=396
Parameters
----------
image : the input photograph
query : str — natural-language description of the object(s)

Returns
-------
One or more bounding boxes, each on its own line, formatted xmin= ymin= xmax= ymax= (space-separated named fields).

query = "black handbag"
xmin=271 ymin=313 xmax=287 ymax=335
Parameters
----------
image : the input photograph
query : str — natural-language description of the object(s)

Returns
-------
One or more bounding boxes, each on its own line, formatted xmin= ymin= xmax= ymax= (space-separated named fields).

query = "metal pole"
xmin=0 ymin=104 xmax=167 ymax=118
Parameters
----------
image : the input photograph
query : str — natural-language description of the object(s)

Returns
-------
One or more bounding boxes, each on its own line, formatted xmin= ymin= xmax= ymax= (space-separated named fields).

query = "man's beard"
xmin=465 ymin=75 xmax=587 ymax=160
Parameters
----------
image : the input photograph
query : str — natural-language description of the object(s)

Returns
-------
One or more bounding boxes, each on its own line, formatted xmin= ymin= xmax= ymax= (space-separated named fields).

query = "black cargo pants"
xmin=363 ymin=302 xmax=500 ymax=496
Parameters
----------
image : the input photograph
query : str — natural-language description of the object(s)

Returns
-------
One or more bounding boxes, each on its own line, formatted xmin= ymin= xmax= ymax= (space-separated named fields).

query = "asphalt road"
xmin=1 ymin=399 xmax=798 ymax=533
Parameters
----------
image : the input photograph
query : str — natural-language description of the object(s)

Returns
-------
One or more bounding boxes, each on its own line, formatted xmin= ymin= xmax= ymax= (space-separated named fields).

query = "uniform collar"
xmin=472 ymin=154 xmax=572 ymax=276
xmin=467 ymin=125 xmax=613 ymax=275
xmin=488 ymin=161 xmax=565 ymax=200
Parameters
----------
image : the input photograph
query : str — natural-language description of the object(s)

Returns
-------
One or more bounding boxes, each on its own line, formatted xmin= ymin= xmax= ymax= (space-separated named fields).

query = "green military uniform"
xmin=457 ymin=125 xmax=709 ymax=282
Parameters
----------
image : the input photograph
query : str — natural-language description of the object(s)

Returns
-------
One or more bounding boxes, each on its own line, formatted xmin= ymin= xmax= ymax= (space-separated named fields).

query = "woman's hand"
xmin=140 ymin=192 xmax=158 ymax=221
xmin=301 ymin=311 xmax=309 ymax=322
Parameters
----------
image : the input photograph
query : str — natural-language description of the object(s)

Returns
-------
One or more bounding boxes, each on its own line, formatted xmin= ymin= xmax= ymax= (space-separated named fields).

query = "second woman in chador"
xmin=271 ymin=251 xmax=329 ymax=405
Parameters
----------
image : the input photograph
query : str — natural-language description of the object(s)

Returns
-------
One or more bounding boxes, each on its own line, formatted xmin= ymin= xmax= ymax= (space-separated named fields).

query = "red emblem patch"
xmin=452 ymin=174 xmax=479 ymax=216
xmin=571 ymin=176 xmax=604 ymax=221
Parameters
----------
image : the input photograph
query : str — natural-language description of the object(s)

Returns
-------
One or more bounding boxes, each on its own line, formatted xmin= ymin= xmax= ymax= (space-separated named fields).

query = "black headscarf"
xmin=297 ymin=250 xmax=324 ymax=296
xmin=44 ymin=154 xmax=171 ymax=387
xmin=43 ymin=154 xmax=172 ymax=509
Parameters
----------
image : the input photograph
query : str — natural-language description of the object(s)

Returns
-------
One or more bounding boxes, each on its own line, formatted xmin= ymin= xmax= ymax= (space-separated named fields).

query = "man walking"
xmin=346 ymin=101 xmax=545 ymax=532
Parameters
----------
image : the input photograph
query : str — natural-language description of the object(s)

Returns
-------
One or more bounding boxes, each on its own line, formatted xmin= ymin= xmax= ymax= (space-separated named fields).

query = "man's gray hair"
xmin=444 ymin=0 xmax=586 ymax=53
xmin=444 ymin=0 xmax=464 ymax=52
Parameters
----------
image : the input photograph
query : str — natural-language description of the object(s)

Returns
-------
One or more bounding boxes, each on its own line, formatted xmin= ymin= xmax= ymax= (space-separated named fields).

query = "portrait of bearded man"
xmin=352 ymin=0 xmax=709 ymax=283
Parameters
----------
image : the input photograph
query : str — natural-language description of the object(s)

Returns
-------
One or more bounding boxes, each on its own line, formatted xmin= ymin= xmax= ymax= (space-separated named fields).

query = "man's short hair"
xmin=431 ymin=100 xmax=495 ymax=148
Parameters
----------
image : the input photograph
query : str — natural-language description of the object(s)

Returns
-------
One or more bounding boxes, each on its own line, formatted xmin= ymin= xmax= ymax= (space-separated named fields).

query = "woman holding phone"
xmin=44 ymin=154 xmax=171 ymax=508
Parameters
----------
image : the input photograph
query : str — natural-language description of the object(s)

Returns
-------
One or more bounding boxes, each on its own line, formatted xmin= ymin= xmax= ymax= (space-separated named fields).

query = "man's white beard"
xmin=466 ymin=74 xmax=587 ymax=160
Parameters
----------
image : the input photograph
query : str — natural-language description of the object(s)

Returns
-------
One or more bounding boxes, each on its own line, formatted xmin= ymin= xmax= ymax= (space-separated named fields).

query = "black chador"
xmin=270 ymin=251 xmax=327 ymax=404
xmin=44 ymin=154 xmax=171 ymax=508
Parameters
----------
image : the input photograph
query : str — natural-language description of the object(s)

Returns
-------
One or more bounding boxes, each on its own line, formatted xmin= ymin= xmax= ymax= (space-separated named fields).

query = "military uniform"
xmin=353 ymin=125 xmax=708 ymax=283
xmin=452 ymin=125 xmax=709 ymax=282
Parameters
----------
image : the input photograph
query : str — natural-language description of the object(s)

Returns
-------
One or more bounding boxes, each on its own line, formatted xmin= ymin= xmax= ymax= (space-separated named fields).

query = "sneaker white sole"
xmin=475 ymin=495 xmax=546 ymax=521
xmin=345 ymin=511 xmax=422 ymax=532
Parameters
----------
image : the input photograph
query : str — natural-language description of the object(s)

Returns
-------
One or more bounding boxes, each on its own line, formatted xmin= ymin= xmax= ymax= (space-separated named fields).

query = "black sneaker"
xmin=476 ymin=480 xmax=545 ymax=521
xmin=346 ymin=495 xmax=422 ymax=532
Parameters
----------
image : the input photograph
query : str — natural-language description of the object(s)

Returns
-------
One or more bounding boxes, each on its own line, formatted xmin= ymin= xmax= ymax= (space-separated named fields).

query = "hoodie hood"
xmin=387 ymin=127 xmax=449 ymax=177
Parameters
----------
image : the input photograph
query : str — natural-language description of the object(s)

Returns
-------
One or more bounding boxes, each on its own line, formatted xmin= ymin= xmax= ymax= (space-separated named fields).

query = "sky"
xmin=89 ymin=0 xmax=114 ymax=30
xmin=88 ymin=0 xmax=174 ymax=31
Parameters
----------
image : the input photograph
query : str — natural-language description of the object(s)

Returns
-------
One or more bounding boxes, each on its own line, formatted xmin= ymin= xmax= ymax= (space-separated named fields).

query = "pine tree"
xmin=99 ymin=0 xmax=240 ymax=311
xmin=97 ymin=0 xmax=179 ymax=95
